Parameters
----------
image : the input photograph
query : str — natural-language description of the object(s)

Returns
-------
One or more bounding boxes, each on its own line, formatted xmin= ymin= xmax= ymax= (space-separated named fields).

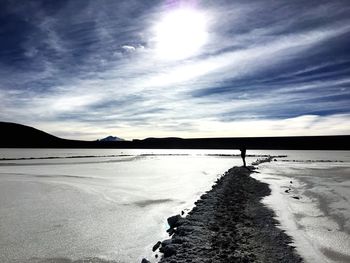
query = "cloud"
xmin=121 ymin=45 xmax=136 ymax=52
xmin=0 ymin=0 xmax=349 ymax=139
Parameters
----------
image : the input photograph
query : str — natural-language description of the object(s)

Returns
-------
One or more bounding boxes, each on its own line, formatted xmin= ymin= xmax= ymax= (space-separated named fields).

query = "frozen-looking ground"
xmin=0 ymin=149 xmax=244 ymax=263
xmin=0 ymin=149 xmax=349 ymax=263
xmin=252 ymin=151 xmax=350 ymax=263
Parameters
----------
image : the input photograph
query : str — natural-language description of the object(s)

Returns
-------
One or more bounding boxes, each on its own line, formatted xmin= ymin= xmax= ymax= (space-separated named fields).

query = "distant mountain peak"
xmin=98 ymin=136 xmax=125 ymax=142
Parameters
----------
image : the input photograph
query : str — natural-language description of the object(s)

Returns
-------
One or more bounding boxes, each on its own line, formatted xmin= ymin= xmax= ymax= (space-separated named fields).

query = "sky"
xmin=1 ymin=0 xmax=349 ymax=140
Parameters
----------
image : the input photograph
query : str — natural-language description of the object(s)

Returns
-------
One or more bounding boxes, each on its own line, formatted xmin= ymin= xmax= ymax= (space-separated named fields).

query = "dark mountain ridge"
xmin=0 ymin=122 xmax=86 ymax=148
xmin=0 ymin=121 xmax=349 ymax=150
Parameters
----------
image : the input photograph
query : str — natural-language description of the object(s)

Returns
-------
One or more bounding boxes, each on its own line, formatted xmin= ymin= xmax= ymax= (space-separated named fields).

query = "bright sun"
xmin=153 ymin=8 xmax=208 ymax=60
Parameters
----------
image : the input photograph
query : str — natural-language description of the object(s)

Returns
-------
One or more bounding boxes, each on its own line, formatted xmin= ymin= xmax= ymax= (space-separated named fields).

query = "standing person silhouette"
xmin=240 ymin=147 xmax=246 ymax=168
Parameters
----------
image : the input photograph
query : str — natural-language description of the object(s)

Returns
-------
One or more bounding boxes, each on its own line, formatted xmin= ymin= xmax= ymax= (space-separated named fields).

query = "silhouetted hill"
xmin=0 ymin=122 xmax=98 ymax=148
xmin=0 ymin=122 xmax=349 ymax=150
xmin=0 ymin=122 xmax=64 ymax=147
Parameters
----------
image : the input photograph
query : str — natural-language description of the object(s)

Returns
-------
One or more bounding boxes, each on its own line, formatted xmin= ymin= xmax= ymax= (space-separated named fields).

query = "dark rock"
xmin=162 ymin=244 xmax=177 ymax=258
xmin=152 ymin=241 xmax=162 ymax=252
xmin=181 ymin=210 xmax=185 ymax=215
xmin=161 ymin=239 xmax=172 ymax=247
xmin=167 ymin=214 xmax=182 ymax=229
xmin=284 ymin=190 xmax=289 ymax=193
xmin=155 ymin=254 xmax=158 ymax=258
xmin=176 ymin=225 xmax=194 ymax=236
xmin=292 ymin=196 xmax=300 ymax=200
xmin=176 ymin=218 xmax=187 ymax=227
xmin=173 ymin=237 xmax=185 ymax=244
xmin=290 ymin=181 xmax=293 ymax=184
xmin=182 ymin=242 xmax=192 ymax=248
xmin=166 ymin=228 xmax=175 ymax=236
xmin=209 ymin=225 xmax=220 ymax=232
xmin=141 ymin=258 xmax=151 ymax=263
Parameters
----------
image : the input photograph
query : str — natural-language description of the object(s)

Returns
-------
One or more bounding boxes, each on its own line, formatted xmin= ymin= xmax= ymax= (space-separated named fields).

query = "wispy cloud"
xmin=0 ymin=0 xmax=349 ymax=139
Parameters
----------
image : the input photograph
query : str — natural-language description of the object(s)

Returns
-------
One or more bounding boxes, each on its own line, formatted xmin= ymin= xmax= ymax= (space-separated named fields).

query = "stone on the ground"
xmin=162 ymin=245 xmax=177 ymax=258
xmin=167 ymin=214 xmax=182 ymax=229
xmin=161 ymin=239 xmax=172 ymax=247
xmin=152 ymin=241 xmax=162 ymax=252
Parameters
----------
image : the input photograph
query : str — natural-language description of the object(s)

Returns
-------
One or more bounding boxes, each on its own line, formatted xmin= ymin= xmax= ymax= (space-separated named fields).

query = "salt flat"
xmin=0 ymin=149 xmax=239 ymax=263
xmin=0 ymin=149 xmax=349 ymax=263
xmin=253 ymin=151 xmax=350 ymax=263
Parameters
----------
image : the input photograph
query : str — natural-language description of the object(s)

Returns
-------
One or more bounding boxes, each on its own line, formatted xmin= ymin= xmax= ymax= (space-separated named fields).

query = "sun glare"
xmin=153 ymin=8 xmax=208 ymax=60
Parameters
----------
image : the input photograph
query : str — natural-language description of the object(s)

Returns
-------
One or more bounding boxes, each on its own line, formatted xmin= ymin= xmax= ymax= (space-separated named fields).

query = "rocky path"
xmin=146 ymin=163 xmax=303 ymax=263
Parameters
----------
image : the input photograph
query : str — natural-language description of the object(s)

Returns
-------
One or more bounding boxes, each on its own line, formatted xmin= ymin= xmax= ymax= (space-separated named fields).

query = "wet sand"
xmin=154 ymin=164 xmax=303 ymax=262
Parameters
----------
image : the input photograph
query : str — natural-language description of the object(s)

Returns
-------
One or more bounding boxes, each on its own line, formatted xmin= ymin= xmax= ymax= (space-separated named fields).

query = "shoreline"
xmin=148 ymin=162 xmax=303 ymax=262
